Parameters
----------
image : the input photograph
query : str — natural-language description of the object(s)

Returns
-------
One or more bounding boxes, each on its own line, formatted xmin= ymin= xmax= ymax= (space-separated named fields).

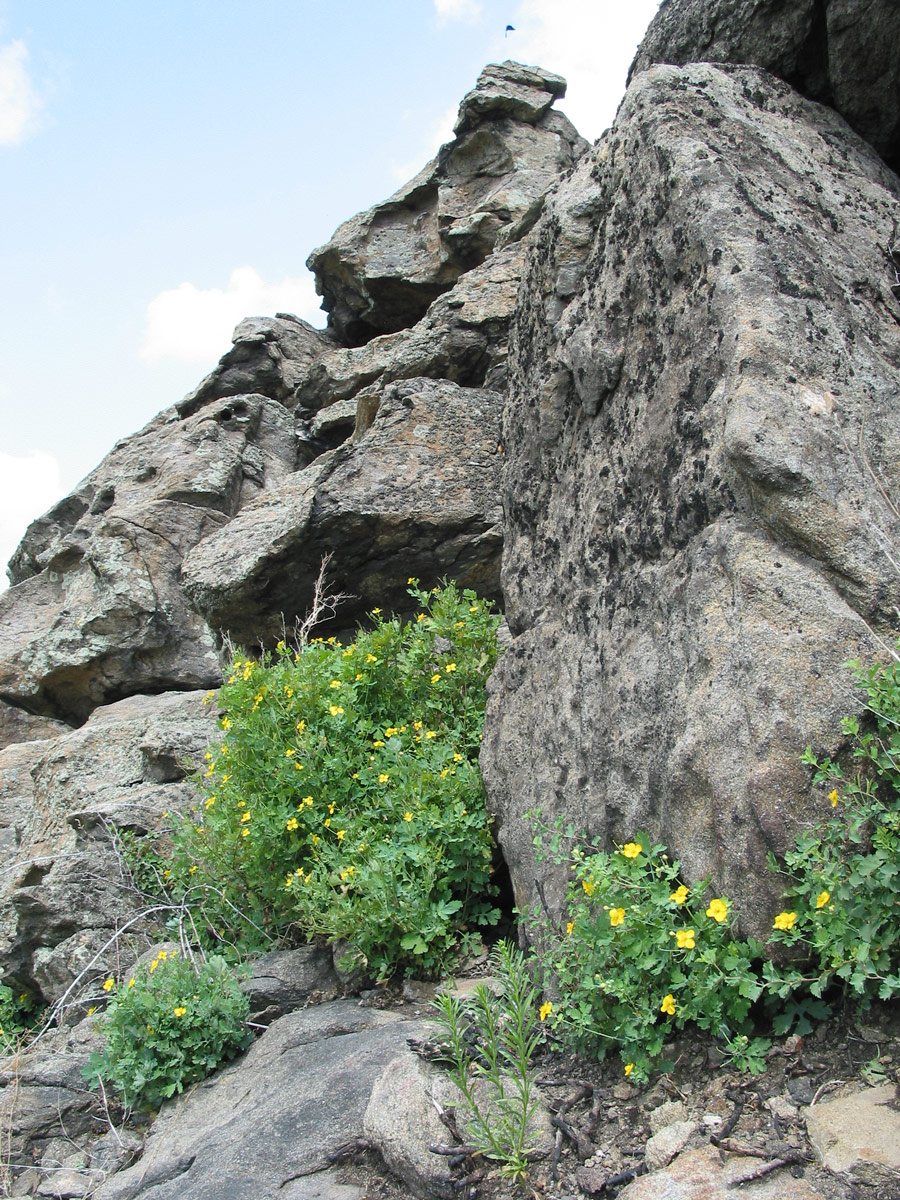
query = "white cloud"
xmin=0 ymin=40 xmax=41 ymax=147
xmin=140 ymin=266 xmax=325 ymax=366
xmin=506 ymin=0 xmax=661 ymax=140
xmin=433 ymin=0 xmax=482 ymax=20
xmin=0 ymin=451 xmax=64 ymax=588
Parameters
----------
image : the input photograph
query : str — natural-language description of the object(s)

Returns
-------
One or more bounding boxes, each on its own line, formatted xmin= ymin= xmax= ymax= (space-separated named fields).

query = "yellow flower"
xmin=285 ymin=874 xmax=294 ymax=889
xmin=413 ymin=720 xmax=423 ymax=730
xmin=87 ymin=1006 xmax=96 ymax=1016
xmin=163 ymin=868 xmax=171 ymax=879
xmin=221 ymin=716 xmax=231 ymax=730
xmin=336 ymin=829 xmax=346 ymax=841
xmin=609 ymin=907 xmax=625 ymax=927
xmin=539 ymin=1001 xmax=553 ymax=1022
xmin=706 ymin=898 xmax=728 ymax=923
xmin=128 ymin=978 xmax=135 ymax=989
xmin=329 ymin=680 xmax=341 ymax=689
xmin=624 ymin=1063 xmax=634 ymax=1076
xmin=329 ymin=705 xmax=344 ymax=716
xmin=445 ymin=662 xmax=457 ymax=673
xmin=660 ymin=993 xmax=676 ymax=1016
xmin=582 ymin=879 xmax=595 ymax=897
xmin=294 ymin=762 xmax=304 ymax=771
xmin=431 ymin=674 xmax=441 ymax=684
xmin=384 ymin=727 xmax=398 ymax=737
xmin=324 ymin=818 xmax=331 ymax=827
xmin=829 ymin=788 xmax=839 ymax=808
xmin=404 ymin=812 xmax=413 ymax=822
xmin=408 ymin=577 xmax=416 ymax=584
xmin=150 ymin=957 xmax=159 ymax=971
xmin=373 ymin=739 xmax=386 ymax=748
xmin=286 ymin=817 xmax=299 ymax=832
xmin=102 ymin=978 xmax=115 ymax=992
xmin=371 ymin=607 xmax=381 ymax=615
xmin=378 ymin=773 xmax=390 ymax=783
xmin=328 ymin=802 xmax=336 ymax=814
xmin=205 ymin=796 xmax=216 ymax=809
xmin=276 ymin=640 xmax=286 ymax=652
xmin=816 ymin=890 xmax=831 ymax=909
xmin=773 ymin=911 xmax=797 ymax=931
xmin=158 ymin=951 xmax=167 ymax=961
xmin=417 ymin=613 xmax=426 ymax=622
xmin=173 ymin=1006 xmax=187 ymax=1018
xmin=425 ymin=730 xmax=436 ymax=739
xmin=241 ymin=828 xmax=249 ymax=838
xmin=670 ymin=885 xmax=689 ymax=905
xmin=296 ymin=720 xmax=306 ymax=733
xmin=366 ymin=654 xmax=378 ymax=663
xmin=621 ymin=842 xmax=642 ymax=859
xmin=241 ymin=811 xmax=251 ymax=823
xmin=676 ymin=929 xmax=696 ymax=949
xmin=285 ymin=748 xmax=295 ymax=757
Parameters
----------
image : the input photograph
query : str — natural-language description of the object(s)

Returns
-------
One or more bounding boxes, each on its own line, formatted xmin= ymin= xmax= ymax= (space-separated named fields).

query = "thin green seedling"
xmin=431 ymin=941 xmax=544 ymax=1181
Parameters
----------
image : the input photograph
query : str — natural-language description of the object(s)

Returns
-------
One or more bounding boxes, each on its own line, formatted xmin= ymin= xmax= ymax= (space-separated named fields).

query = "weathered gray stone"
xmin=307 ymin=63 xmax=585 ymax=345
xmin=243 ymin=944 xmax=341 ymax=1015
xmin=178 ymin=314 xmax=335 ymax=417
xmin=0 ymin=700 xmax=70 ymax=751
xmin=617 ymin=1144 xmax=824 ymax=1199
xmin=364 ymin=1053 xmax=462 ymax=1199
xmin=644 ymin=1120 xmax=697 ymax=1171
xmin=481 ymin=63 xmax=900 ymax=939
xmin=184 ymin=377 xmax=504 ymax=643
xmin=2 ymin=394 xmax=297 ymax=723
xmin=630 ymin=0 xmax=900 ymax=172
xmin=94 ymin=1001 xmax=431 ymax=1200
xmin=805 ymin=1084 xmax=900 ymax=1185
xmin=0 ymin=690 xmax=218 ymax=1002
xmin=297 ymin=242 xmax=526 ymax=413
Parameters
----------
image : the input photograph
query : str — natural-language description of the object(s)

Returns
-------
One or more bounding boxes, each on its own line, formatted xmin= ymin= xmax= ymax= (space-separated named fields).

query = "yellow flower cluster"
xmin=773 ymin=910 xmax=797 ymax=931
xmin=621 ymin=842 xmax=642 ymax=859
xmin=705 ymin=898 xmax=728 ymax=923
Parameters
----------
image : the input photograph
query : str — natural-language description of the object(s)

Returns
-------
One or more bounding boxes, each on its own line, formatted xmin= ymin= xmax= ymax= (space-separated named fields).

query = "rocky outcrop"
xmin=178 ymin=314 xmax=335 ymax=417
xmin=629 ymin=0 xmax=900 ymax=173
xmin=0 ymin=690 xmax=219 ymax=1003
xmin=183 ymin=377 xmax=505 ymax=643
xmin=0 ymin=700 xmax=69 ymax=751
xmin=0 ymin=396 xmax=298 ymax=723
xmin=307 ymin=62 xmax=586 ymax=345
xmin=481 ymin=62 xmax=900 ymax=939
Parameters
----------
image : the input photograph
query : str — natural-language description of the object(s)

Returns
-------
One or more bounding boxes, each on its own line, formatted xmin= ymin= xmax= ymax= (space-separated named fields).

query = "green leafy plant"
xmin=0 ymin=986 xmax=40 ymax=1053
xmin=85 ymin=949 xmax=251 ymax=1111
xmin=766 ymin=638 xmax=900 ymax=1004
xmin=164 ymin=580 xmax=502 ymax=980
xmin=530 ymin=824 xmax=767 ymax=1082
xmin=431 ymin=941 xmax=546 ymax=1181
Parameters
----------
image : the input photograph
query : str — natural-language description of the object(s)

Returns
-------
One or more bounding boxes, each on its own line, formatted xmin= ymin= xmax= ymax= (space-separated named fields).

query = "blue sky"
xmin=0 ymin=0 xmax=660 ymax=582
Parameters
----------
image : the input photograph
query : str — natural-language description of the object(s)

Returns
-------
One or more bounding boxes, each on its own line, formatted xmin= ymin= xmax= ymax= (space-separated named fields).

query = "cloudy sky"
xmin=0 ymin=0 xmax=660 ymax=583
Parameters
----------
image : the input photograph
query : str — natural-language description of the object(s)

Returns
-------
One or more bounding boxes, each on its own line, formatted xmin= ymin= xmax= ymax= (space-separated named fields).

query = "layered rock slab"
xmin=1 ymin=394 xmax=297 ymax=723
xmin=94 ymin=1002 xmax=431 ymax=1200
xmin=630 ymin=0 xmax=900 ymax=173
xmin=184 ymin=377 xmax=504 ymax=643
xmin=481 ymin=63 xmax=900 ymax=938
xmin=307 ymin=61 xmax=586 ymax=344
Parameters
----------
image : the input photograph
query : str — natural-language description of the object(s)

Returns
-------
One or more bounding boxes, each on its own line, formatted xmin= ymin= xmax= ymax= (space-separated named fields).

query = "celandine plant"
xmin=166 ymin=581 xmax=502 ymax=980
xmin=85 ymin=949 xmax=251 ymax=1111
xmin=766 ymin=638 xmax=900 ymax=1004
xmin=529 ymin=823 xmax=768 ymax=1082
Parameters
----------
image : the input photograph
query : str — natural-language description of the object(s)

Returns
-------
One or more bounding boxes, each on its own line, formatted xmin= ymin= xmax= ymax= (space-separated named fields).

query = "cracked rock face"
xmin=0 ymin=690 xmax=219 ymax=1004
xmin=480 ymin=62 xmax=900 ymax=939
xmin=630 ymin=0 xmax=900 ymax=173
xmin=1 ymin=394 xmax=297 ymax=723
xmin=183 ymin=376 xmax=505 ymax=644
xmin=307 ymin=61 xmax=586 ymax=345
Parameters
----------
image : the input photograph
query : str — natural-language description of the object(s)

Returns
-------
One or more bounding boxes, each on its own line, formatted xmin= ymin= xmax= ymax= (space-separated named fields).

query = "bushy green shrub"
xmin=85 ymin=949 xmax=251 ymax=1111
xmin=0 ymin=986 xmax=40 ymax=1053
xmin=766 ymin=640 xmax=900 ymax=1003
xmin=168 ymin=581 xmax=502 ymax=979
xmin=530 ymin=826 xmax=768 ymax=1082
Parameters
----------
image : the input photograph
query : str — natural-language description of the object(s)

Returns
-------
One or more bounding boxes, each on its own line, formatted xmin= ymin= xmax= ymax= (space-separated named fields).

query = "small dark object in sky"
xmin=505 ymin=24 xmax=515 ymax=36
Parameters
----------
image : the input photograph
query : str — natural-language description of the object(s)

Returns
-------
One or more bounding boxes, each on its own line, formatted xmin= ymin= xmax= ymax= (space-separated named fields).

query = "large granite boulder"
xmin=0 ymin=690 xmax=219 ymax=1003
xmin=184 ymin=376 xmax=504 ymax=643
xmin=630 ymin=0 xmax=900 ymax=173
xmin=481 ymin=62 xmax=900 ymax=939
xmin=178 ymin=313 xmax=335 ymax=418
xmin=307 ymin=61 xmax=586 ymax=345
xmin=1 ymin=394 xmax=297 ymax=723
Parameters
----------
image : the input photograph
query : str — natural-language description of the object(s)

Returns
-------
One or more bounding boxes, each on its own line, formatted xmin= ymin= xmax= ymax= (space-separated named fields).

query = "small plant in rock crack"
xmin=430 ymin=940 xmax=547 ymax=1181
xmin=84 ymin=949 xmax=252 ymax=1111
